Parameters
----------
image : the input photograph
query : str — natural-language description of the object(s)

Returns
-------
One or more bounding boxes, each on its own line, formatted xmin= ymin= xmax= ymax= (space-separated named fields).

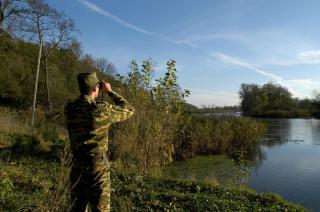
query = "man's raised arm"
xmin=99 ymin=81 xmax=134 ymax=123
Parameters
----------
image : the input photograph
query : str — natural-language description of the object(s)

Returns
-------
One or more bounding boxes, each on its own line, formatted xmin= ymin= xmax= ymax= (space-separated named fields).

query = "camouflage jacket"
xmin=64 ymin=91 xmax=134 ymax=158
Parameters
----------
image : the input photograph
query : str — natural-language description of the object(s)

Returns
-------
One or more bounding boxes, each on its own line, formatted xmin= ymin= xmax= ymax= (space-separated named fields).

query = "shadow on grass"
xmin=0 ymin=133 xmax=66 ymax=161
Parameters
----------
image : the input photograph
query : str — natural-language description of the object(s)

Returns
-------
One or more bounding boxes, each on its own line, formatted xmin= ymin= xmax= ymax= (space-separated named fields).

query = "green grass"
xmin=0 ymin=149 xmax=307 ymax=212
xmin=111 ymin=171 xmax=306 ymax=211
xmin=160 ymin=154 xmax=237 ymax=185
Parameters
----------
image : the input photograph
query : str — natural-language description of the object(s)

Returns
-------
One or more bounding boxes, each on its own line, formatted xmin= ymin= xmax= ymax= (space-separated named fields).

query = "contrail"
xmin=211 ymin=52 xmax=320 ymax=98
xmin=212 ymin=52 xmax=283 ymax=82
xmin=76 ymin=0 xmax=197 ymax=48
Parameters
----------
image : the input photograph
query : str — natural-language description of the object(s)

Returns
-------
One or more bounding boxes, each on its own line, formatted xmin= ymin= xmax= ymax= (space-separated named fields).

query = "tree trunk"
xmin=0 ymin=1 xmax=3 ymax=29
xmin=31 ymin=40 xmax=43 ymax=126
xmin=43 ymin=51 xmax=52 ymax=110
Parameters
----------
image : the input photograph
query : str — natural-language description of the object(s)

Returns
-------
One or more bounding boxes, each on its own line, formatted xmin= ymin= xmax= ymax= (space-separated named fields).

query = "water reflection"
xmin=247 ymin=118 xmax=320 ymax=211
xmin=249 ymin=119 xmax=320 ymax=169
xmin=259 ymin=118 xmax=320 ymax=146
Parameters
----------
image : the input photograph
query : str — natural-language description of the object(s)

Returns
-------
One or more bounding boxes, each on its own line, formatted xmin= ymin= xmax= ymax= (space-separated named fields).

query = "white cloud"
xmin=266 ymin=49 xmax=320 ymax=66
xmin=212 ymin=52 xmax=320 ymax=99
xmin=76 ymin=0 xmax=197 ymax=48
xmin=296 ymin=49 xmax=320 ymax=64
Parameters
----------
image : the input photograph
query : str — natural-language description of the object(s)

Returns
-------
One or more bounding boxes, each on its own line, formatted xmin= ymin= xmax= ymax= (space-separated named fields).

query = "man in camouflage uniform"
xmin=64 ymin=72 xmax=134 ymax=212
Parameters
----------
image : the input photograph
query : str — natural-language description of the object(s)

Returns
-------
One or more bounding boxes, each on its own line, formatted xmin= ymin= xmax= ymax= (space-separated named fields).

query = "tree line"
xmin=239 ymin=83 xmax=320 ymax=118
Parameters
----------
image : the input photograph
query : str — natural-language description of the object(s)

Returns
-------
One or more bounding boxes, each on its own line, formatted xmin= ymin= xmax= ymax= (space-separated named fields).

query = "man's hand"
xmin=102 ymin=81 xmax=112 ymax=93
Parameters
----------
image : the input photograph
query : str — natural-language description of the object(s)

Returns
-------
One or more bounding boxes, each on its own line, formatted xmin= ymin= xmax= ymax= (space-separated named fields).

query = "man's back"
xmin=65 ymin=91 xmax=134 ymax=156
xmin=64 ymin=80 xmax=134 ymax=212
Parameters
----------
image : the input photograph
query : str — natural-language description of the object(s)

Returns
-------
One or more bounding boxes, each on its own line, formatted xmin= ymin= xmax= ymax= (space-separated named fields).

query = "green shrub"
xmin=11 ymin=133 xmax=50 ymax=154
xmin=172 ymin=116 xmax=265 ymax=161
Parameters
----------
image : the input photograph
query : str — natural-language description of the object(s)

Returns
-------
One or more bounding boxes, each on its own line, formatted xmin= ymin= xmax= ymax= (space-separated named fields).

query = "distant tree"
xmin=261 ymin=83 xmax=293 ymax=110
xmin=68 ymin=39 xmax=82 ymax=59
xmin=312 ymin=90 xmax=320 ymax=113
xmin=239 ymin=82 xmax=296 ymax=117
xmin=312 ymin=90 xmax=320 ymax=104
xmin=239 ymin=83 xmax=263 ymax=116
xmin=94 ymin=57 xmax=116 ymax=77
xmin=298 ymin=98 xmax=313 ymax=111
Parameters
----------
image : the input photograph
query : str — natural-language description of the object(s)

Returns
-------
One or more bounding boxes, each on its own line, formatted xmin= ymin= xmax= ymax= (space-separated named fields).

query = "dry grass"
xmin=0 ymin=107 xmax=30 ymax=148
xmin=0 ymin=106 xmax=67 ymax=154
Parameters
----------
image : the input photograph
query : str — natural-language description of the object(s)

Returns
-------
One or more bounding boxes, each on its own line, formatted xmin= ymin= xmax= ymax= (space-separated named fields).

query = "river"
xmin=161 ymin=118 xmax=320 ymax=211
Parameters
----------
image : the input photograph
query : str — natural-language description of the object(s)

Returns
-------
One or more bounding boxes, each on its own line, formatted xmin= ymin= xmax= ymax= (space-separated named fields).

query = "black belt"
xmin=73 ymin=152 xmax=107 ymax=161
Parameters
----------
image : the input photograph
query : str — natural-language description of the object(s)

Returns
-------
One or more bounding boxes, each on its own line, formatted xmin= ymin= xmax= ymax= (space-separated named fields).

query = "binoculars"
xmin=98 ymin=80 xmax=104 ymax=89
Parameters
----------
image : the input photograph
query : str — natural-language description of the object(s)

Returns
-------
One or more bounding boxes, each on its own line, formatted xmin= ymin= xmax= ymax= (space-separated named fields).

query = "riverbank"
xmin=244 ymin=109 xmax=313 ymax=119
xmin=112 ymin=171 xmax=306 ymax=211
xmin=0 ymin=152 xmax=306 ymax=211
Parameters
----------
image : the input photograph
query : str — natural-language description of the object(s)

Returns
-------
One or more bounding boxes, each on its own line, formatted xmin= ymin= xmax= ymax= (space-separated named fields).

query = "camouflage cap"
xmin=77 ymin=72 xmax=99 ymax=94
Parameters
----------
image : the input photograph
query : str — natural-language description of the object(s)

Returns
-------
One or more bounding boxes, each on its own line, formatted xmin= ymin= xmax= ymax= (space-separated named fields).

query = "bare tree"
xmin=18 ymin=0 xmax=74 ymax=125
xmin=94 ymin=57 xmax=116 ymax=76
xmin=42 ymin=13 xmax=75 ymax=110
xmin=0 ymin=0 xmax=27 ymax=35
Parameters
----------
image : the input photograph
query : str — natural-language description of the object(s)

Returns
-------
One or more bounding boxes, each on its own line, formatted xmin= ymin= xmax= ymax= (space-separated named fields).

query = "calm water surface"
xmin=248 ymin=118 xmax=320 ymax=211
xmin=161 ymin=118 xmax=320 ymax=211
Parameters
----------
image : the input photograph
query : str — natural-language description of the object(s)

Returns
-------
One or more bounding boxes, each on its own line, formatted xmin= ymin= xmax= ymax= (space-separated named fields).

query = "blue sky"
xmin=47 ymin=0 xmax=320 ymax=106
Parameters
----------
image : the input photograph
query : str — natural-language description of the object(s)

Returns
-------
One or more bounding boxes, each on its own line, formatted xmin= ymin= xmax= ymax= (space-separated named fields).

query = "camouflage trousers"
xmin=70 ymin=153 xmax=110 ymax=212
